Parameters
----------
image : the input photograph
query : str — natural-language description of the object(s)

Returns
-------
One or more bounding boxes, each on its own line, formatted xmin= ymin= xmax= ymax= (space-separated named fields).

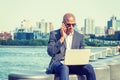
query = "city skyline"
xmin=0 ymin=0 xmax=120 ymax=32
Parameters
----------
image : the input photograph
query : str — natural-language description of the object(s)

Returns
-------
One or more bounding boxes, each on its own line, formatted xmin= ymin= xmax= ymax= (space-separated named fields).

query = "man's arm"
xmin=47 ymin=31 xmax=63 ymax=57
xmin=47 ymin=24 xmax=66 ymax=57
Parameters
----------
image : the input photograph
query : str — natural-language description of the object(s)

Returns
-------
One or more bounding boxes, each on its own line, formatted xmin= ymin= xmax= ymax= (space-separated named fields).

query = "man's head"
xmin=62 ymin=13 xmax=76 ymax=35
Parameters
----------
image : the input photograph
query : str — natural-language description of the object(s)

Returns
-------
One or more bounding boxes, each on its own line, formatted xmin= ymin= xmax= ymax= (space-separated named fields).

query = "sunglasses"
xmin=66 ymin=23 xmax=76 ymax=27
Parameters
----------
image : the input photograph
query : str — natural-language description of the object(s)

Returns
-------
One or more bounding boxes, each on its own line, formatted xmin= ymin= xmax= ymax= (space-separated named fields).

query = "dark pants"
xmin=53 ymin=61 xmax=96 ymax=80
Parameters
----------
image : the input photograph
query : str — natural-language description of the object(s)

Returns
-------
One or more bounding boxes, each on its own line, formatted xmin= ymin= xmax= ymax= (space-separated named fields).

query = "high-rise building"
xmin=36 ymin=19 xmax=54 ymax=34
xmin=108 ymin=27 xmax=115 ymax=35
xmin=40 ymin=19 xmax=46 ymax=33
xmin=49 ymin=22 xmax=54 ymax=32
xmin=95 ymin=26 xmax=105 ymax=36
xmin=84 ymin=17 xmax=95 ymax=34
xmin=116 ymin=20 xmax=120 ymax=31
xmin=107 ymin=16 xmax=120 ymax=32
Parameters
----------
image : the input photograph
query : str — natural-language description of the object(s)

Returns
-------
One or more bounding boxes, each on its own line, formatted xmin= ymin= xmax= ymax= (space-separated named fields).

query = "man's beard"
xmin=66 ymin=29 xmax=73 ymax=35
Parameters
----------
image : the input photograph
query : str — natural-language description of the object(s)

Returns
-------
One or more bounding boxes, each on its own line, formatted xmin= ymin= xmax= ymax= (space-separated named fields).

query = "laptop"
xmin=64 ymin=49 xmax=91 ymax=65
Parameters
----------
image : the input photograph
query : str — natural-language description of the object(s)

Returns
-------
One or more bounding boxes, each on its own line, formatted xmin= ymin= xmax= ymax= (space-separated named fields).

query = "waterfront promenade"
xmin=9 ymin=55 xmax=120 ymax=80
xmin=0 ymin=46 xmax=118 ymax=80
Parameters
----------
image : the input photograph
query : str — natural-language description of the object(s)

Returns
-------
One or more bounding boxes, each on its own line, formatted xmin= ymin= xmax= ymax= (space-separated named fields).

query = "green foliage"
xmin=0 ymin=34 xmax=119 ymax=47
xmin=85 ymin=39 xmax=103 ymax=47
xmin=85 ymin=34 xmax=119 ymax=47
xmin=0 ymin=39 xmax=48 ymax=46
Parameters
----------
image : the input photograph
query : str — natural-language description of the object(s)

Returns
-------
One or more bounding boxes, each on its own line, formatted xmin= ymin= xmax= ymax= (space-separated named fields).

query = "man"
xmin=46 ymin=13 xmax=96 ymax=80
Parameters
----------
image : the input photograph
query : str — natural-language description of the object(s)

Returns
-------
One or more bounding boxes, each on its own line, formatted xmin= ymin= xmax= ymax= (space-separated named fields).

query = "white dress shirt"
xmin=65 ymin=31 xmax=74 ymax=49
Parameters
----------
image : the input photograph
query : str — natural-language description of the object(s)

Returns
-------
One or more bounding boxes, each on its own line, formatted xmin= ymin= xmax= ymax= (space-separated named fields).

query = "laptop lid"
xmin=64 ymin=49 xmax=91 ymax=65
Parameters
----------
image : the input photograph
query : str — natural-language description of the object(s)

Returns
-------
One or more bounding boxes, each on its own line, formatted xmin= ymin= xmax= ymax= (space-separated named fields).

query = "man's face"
xmin=64 ymin=17 xmax=76 ymax=35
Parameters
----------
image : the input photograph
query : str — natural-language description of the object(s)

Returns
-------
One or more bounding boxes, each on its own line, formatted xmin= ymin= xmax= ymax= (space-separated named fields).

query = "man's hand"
xmin=60 ymin=23 xmax=67 ymax=43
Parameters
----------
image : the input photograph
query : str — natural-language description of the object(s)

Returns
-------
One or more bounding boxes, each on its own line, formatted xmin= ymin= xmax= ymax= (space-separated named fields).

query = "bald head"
xmin=63 ymin=13 xmax=76 ymax=23
xmin=63 ymin=13 xmax=75 ymax=19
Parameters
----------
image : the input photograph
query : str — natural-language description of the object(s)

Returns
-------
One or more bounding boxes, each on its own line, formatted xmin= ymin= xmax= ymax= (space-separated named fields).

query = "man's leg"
xmin=69 ymin=64 xmax=96 ymax=80
xmin=53 ymin=61 xmax=69 ymax=80
xmin=83 ymin=64 xmax=96 ymax=80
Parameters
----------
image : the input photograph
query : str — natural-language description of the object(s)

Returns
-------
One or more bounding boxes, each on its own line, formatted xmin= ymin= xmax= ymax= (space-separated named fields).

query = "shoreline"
xmin=0 ymin=45 xmax=117 ymax=48
xmin=0 ymin=45 xmax=47 ymax=48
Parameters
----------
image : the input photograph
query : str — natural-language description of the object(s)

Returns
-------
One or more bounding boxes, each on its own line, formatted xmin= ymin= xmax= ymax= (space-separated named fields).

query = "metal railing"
xmin=90 ymin=47 xmax=119 ymax=61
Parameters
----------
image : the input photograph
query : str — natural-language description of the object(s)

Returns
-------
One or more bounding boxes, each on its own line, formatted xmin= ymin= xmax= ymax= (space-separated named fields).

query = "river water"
xmin=0 ymin=46 xmax=106 ymax=80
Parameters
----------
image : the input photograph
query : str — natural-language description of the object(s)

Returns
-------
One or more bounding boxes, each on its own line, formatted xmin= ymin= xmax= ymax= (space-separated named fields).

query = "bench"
xmin=93 ymin=64 xmax=110 ymax=80
xmin=107 ymin=62 xmax=120 ymax=80
xmin=8 ymin=70 xmax=85 ymax=80
xmin=8 ymin=64 xmax=112 ymax=80
xmin=94 ymin=55 xmax=120 ymax=80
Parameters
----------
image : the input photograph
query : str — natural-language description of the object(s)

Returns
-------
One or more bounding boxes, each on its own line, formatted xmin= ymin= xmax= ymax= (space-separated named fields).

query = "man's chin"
xmin=66 ymin=31 xmax=73 ymax=35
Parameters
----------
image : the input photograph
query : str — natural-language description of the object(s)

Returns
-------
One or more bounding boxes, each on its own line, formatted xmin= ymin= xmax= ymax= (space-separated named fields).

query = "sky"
xmin=0 ymin=0 xmax=120 ymax=32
